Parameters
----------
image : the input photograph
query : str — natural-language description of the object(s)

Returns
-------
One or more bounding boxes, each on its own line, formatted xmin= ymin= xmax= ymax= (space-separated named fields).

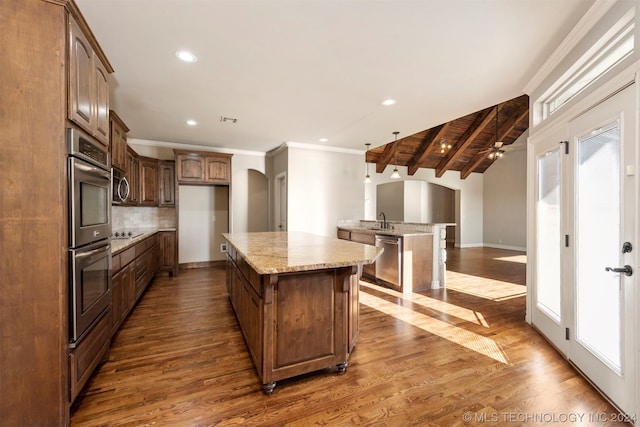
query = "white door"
xmin=532 ymin=84 xmax=636 ymax=415
xmin=531 ymin=125 xmax=569 ymax=355
xmin=567 ymin=84 xmax=635 ymax=415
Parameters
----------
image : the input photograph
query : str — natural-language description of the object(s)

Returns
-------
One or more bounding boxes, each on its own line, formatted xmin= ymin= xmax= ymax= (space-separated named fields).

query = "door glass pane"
xmin=576 ymin=124 xmax=621 ymax=372
xmin=536 ymin=149 xmax=562 ymax=320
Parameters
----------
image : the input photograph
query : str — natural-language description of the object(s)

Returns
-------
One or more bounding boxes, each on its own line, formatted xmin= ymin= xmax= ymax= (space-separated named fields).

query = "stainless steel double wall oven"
xmin=68 ymin=127 xmax=112 ymax=345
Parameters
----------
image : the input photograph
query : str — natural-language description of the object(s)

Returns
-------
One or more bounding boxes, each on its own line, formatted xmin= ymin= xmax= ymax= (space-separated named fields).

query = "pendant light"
xmin=488 ymin=105 xmax=505 ymax=160
xmin=363 ymin=143 xmax=372 ymax=183
xmin=390 ymin=131 xmax=401 ymax=179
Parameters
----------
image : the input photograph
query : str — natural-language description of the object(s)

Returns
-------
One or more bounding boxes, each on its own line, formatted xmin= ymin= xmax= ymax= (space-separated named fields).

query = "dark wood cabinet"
xmin=139 ymin=157 xmax=159 ymax=206
xmin=126 ymin=147 xmax=139 ymax=205
xmin=134 ymin=234 xmax=158 ymax=299
xmin=158 ymin=161 xmax=175 ymax=207
xmin=174 ymin=150 xmax=232 ymax=185
xmin=205 ymin=156 xmax=231 ymax=183
xmin=226 ymin=244 xmax=358 ymax=394
xmin=111 ymin=246 xmax=135 ymax=335
xmin=158 ymin=230 xmax=177 ymax=276
xmin=109 ymin=111 xmax=129 ymax=171
xmin=69 ymin=310 xmax=111 ymax=403
xmin=68 ymin=15 xmax=110 ymax=146
xmin=3 ymin=2 xmax=114 ymax=423
xmin=111 ymin=234 xmax=158 ymax=337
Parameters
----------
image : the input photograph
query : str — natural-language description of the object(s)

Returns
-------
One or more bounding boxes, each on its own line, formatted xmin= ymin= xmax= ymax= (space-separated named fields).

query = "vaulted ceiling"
xmin=366 ymin=94 xmax=529 ymax=179
xmin=74 ymin=1 xmax=588 ymax=155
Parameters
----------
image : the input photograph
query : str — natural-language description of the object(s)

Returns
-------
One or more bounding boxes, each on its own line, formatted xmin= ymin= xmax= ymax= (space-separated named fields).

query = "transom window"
xmin=539 ymin=8 xmax=635 ymax=120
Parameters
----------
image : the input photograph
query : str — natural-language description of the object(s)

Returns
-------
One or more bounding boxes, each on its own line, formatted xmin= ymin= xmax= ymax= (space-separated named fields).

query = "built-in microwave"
xmin=68 ymin=128 xmax=111 ymax=249
xmin=112 ymin=167 xmax=130 ymax=205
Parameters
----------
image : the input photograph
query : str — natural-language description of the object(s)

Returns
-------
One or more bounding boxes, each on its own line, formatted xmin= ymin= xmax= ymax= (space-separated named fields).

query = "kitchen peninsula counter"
xmin=337 ymin=221 xmax=453 ymax=290
xmin=222 ymin=231 xmax=381 ymax=394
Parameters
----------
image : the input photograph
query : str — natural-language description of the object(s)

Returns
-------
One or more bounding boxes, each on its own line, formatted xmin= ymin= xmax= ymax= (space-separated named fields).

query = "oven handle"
xmin=73 ymin=244 xmax=111 ymax=262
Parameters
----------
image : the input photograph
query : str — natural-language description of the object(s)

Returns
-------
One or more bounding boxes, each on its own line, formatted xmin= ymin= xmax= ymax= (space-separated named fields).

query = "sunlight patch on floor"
xmin=493 ymin=254 xmax=527 ymax=264
xmin=360 ymin=282 xmax=490 ymax=327
xmin=359 ymin=291 xmax=509 ymax=364
xmin=446 ymin=272 xmax=526 ymax=302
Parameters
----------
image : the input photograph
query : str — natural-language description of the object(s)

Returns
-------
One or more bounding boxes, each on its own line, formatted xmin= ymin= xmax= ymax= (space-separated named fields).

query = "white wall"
xmin=286 ymin=144 xmax=364 ymax=237
xmin=128 ymin=141 xmax=174 ymax=160
xmin=266 ymin=144 xmax=288 ymax=231
xmin=230 ymin=152 xmax=267 ymax=233
xmin=427 ymin=183 xmax=455 ymax=223
xmin=178 ymin=185 xmax=229 ymax=263
xmin=376 ymin=181 xmax=404 ymax=221
xmin=247 ymin=169 xmax=269 ymax=232
xmin=483 ymin=131 xmax=528 ymax=251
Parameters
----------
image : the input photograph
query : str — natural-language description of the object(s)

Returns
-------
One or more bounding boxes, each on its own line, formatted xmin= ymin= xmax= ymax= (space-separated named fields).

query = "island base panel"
xmin=226 ymin=249 xmax=359 ymax=393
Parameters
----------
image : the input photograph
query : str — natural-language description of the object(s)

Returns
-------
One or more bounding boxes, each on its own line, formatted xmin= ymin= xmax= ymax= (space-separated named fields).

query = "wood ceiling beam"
xmin=375 ymin=139 xmax=401 ymax=174
xmin=435 ymin=108 xmax=495 ymax=178
xmin=407 ymin=123 xmax=449 ymax=176
xmin=460 ymin=105 xmax=529 ymax=179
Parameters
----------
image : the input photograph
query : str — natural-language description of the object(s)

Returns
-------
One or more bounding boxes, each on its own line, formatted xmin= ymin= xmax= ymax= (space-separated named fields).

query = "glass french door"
xmin=532 ymin=84 xmax=636 ymax=415
xmin=532 ymin=127 xmax=568 ymax=355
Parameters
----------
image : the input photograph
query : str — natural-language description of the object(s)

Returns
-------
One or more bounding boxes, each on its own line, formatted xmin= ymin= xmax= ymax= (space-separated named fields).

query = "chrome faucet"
xmin=378 ymin=211 xmax=387 ymax=229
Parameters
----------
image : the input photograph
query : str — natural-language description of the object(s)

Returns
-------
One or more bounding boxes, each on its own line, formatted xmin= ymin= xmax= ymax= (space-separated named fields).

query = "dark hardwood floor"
xmin=71 ymin=248 xmax=627 ymax=426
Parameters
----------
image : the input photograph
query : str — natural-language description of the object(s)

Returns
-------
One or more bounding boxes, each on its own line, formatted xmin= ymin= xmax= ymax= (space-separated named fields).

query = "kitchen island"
xmin=222 ymin=232 xmax=382 ymax=394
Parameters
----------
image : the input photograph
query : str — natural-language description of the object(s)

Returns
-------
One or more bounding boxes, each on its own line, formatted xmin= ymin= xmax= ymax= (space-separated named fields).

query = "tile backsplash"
xmin=112 ymin=206 xmax=176 ymax=230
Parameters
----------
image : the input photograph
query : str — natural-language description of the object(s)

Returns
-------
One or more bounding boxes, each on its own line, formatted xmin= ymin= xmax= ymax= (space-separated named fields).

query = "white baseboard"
xmin=455 ymin=243 xmax=484 ymax=248
xmin=453 ymin=242 xmax=526 ymax=252
xmin=483 ymin=243 xmax=527 ymax=252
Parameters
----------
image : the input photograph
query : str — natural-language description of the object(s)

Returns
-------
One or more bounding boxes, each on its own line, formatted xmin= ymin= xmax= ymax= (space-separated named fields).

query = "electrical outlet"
xmin=220 ymin=243 xmax=227 ymax=253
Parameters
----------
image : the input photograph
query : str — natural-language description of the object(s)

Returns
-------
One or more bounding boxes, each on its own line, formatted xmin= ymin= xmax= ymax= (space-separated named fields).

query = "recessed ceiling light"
xmin=175 ymin=50 xmax=197 ymax=63
xmin=185 ymin=119 xmax=197 ymax=126
xmin=381 ymin=99 xmax=397 ymax=106
xmin=319 ymin=138 xmax=328 ymax=142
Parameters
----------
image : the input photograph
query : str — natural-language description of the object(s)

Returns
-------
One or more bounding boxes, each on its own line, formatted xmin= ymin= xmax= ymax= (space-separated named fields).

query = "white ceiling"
xmin=76 ymin=0 xmax=592 ymax=153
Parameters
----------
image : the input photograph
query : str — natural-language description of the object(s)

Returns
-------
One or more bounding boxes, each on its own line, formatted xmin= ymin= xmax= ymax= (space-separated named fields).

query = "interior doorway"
xmin=178 ymin=185 xmax=229 ymax=265
xmin=274 ymin=172 xmax=287 ymax=231
xmin=247 ymin=169 xmax=268 ymax=232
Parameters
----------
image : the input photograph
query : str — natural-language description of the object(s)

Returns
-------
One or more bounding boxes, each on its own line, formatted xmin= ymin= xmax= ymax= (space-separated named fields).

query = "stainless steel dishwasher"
xmin=375 ymin=235 xmax=402 ymax=289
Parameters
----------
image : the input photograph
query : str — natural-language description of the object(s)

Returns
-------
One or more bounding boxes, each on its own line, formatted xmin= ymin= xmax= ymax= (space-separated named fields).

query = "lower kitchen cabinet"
xmin=72 ymin=232 xmax=161 ymax=404
xmin=69 ymin=310 xmax=111 ymax=403
xmin=111 ymin=233 xmax=158 ymax=338
xmin=158 ymin=230 xmax=178 ymax=276
xmin=111 ymin=264 xmax=135 ymax=335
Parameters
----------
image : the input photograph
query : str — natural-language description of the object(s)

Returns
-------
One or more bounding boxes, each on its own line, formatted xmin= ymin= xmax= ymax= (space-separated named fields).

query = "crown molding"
xmin=523 ymin=0 xmax=617 ymax=95
xmin=285 ymin=141 xmax=364 ymax=155
xmin=128 ymin=138 xmax=266 ymax=157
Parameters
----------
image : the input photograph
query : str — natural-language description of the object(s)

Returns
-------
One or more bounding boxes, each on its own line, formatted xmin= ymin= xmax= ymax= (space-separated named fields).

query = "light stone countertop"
xmin=111 ymin=227 xmax=176 ymax=254
xmin=337 ymin=226 xmax=433 ymax=238
xmin=222 ymin=231 xmax=383 ymax=275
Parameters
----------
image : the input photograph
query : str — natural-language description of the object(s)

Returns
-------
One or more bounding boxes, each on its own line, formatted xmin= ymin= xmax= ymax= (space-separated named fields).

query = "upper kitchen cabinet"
xmin=139 ymin=157 xmax=159 ymax=206
xmin=68 ymin=15 xmax=112 ymax=146
xmin=158 ymin=161 xmax=175 ymax=207
xmin=126 ymin=146 xmax=139 ymax=205
xmin=109 ymin=111 xmax=129 ymax=171
xmin=174 ymin=150 xmax=232 ymax=185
